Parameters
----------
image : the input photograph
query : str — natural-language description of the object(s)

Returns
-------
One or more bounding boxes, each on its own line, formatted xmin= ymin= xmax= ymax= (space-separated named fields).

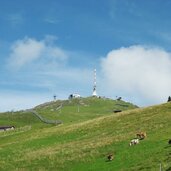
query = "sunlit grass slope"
xmin=0 ymin=98 xmax=171 ymax=170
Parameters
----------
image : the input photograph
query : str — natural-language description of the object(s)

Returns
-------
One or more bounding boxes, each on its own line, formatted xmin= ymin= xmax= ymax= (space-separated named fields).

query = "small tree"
xmin=167 ymin=96 xmax=171 ymax=102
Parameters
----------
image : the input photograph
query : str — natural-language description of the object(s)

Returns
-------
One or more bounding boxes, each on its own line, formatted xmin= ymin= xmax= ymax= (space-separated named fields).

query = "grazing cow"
xmin=129 ymin=139 xmax=139 ymax=146
xmin=136 ymin=132 xmax=147 ymax=140
xmin=168 ymin=139 xmax=171 ymax=144
xmin=107 ymin=154 xmax=114 ymax=161
xmin=0 ymin=126 xmax=15 ymax=131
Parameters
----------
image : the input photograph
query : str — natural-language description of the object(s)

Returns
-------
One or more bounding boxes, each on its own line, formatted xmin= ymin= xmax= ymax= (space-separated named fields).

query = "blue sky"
xmin=1 ymin=0 xmax=171 ymax=111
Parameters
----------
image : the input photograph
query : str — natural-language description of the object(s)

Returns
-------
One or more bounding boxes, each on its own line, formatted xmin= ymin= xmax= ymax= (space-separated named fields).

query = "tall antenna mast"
xmin=92 ymin=69 xmax=97 ymax=97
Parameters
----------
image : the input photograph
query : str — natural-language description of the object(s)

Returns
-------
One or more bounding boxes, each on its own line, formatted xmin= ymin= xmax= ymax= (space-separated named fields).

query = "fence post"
xmin=160 ymin=163 xmax=162 ymax=171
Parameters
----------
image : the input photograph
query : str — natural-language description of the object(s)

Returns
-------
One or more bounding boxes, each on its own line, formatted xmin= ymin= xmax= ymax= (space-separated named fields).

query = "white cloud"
xmin=101 ymin=45 xmax=171 ymax=106
xmin=46 ymin=47 xmax=67 ymax=61
xmin=3 ymin=36 xmax=93 ymax=112
xmin=8 ymin=38 xmax=44 ymax=68
xmin=7 ymin=37 xmax=68 ymax=70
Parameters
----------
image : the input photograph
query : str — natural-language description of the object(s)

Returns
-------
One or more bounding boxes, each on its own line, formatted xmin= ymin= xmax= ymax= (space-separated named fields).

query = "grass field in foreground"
xmin=0 ymin=98 xmax=171 ymax=170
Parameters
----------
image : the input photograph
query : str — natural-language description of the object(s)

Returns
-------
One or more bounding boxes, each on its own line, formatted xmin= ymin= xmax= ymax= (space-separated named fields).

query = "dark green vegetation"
xmin=0 ymin=97 xmax=171 ymax=171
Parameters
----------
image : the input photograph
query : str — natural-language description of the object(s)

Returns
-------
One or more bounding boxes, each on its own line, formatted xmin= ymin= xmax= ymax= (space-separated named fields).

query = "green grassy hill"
xmin=34 ymin=97 xmax=137 ymax=124
xmin=0 ymin=97 xmax=171 ymax=170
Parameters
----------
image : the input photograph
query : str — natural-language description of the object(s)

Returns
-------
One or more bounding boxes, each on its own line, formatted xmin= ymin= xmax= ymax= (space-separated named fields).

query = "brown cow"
xmin=136 ymin=132 xmax=147 ymax=140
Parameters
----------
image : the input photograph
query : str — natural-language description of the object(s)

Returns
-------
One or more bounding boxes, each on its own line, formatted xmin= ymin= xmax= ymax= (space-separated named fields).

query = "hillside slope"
xmin=0 ymin=97 xmax=137 ymax=127
xmin=0 ymin=100 xmax=171 ymax=170
xmin=34 ymin=97 xmax=137 ymax=124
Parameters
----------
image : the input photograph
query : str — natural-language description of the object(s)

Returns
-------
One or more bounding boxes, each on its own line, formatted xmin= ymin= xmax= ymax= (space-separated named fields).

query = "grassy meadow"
xmin=0 ymin=97 xmax=171 ymax=170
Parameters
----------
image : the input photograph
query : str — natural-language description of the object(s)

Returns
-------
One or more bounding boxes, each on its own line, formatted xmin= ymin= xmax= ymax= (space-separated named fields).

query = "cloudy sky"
xmin=1 ymin=0 xmax=171 ymax=111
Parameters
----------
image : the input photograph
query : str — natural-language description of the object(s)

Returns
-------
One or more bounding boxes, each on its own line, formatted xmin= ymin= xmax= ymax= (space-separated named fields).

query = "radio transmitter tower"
xmin=92 ymin=69 xmax=98 ymax=97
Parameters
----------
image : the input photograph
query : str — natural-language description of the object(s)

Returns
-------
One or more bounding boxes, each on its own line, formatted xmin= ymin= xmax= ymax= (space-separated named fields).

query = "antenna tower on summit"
xmin=92 ymin=69 xmax=97 ymax=97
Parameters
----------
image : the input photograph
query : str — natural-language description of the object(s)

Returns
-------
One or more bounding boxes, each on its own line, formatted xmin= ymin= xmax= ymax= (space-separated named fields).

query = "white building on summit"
xmin=68 ymin=93 xmax=81 ymax=99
